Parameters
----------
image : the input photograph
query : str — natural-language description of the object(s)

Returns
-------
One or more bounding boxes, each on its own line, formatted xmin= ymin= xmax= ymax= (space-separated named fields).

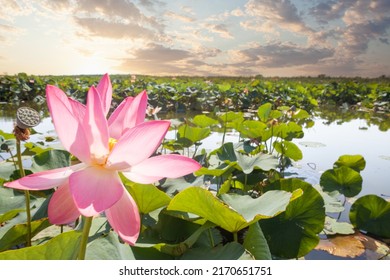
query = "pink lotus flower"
xmin=4 ymin=74 xmax=201 ymax=245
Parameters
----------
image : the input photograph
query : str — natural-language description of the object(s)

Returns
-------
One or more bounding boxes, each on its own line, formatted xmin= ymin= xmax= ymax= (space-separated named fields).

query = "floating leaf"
xmin=316 ymin=231 xmax=390 ymax=259
xmin=313 ymin=185 xmax=344 ymax=213
xmin=315 ymin=236 xmax=365 ymax=258
xmin=259 ymin=178 xmax=325 ymax=259
xmin=334 ymin=154 xmax=366 ymax=172
xmin=379 ymin=155 xmax=390 ymax=161
xmin=349 ymin=195 xmax=390 ymax=238
xmin=0 ymin=231 xmax=82 ymax=260
xmin=320 ymin=166 xmax=362 ymax=197
xmin=298 ymin=141 xmax=326 ymax=148
xmin=323 ymin=216 xmax=355 ymax=235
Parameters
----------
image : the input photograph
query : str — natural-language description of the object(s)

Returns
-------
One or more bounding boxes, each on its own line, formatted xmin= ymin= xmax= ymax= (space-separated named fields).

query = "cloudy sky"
xmin=0 ymin=0 xmax=389 ymax=77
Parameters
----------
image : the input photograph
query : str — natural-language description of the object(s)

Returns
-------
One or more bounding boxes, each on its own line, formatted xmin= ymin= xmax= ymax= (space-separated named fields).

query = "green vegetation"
xmin=1 ymin=73 xmax=389 ymax=113
xmin=0 ymin=74 xmax=389 ymax=260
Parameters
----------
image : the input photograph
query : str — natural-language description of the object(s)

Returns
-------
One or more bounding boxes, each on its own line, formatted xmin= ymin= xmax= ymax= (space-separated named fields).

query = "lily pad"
xmin=320 ymin=166 xmax=363 ymax=197
xmin=379 ymin=155 xmax=390 ymax=161
xmin=323 ymin=216 xmax=355 ymax=235
xmin=315 ymin=235 xmax=365 ymax=258
xmin=298 ymin=141 xmax=326 ymax=148
xmin=333 ymin=154 xmax=366 ymax=172
xmin=349 ymin=195 xmax=390 ymax=238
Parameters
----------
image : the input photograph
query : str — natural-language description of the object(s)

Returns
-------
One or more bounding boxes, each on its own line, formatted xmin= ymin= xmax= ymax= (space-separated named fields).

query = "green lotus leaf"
xmin=291 ymin=109 xmax=310 ymax=119
xmin=192 ymin=115 xmax=219 ymax=128
xmin=0 ymin=188 xmax=26 ymax=214
xmin=320 ymin=166 xmax=362 ymax=197
xmin=86 ymin=232 xmax=136 ymax=260
xmin=177 ymin=124 xmax=210 ymax=146
xmin=298 ymin=141 xmax=326 ymax=148
xmin=237 ymin=120 xmax=267 ymax=139
xmin=0 ymin=209 xmax=25 ymax=224
xmin=181 ymin=242 xmax=253 ymax=260
xmin=218 ymin=83 xmax=231 ymax=92
xmin=243 ymin=222 xmax=271 ymax=260
xmin=31 ymin=149 xmax=71 ymax=172
xmin=235 ymin=152 xmax=279 ymax=174
xmin=0 ymin=230 xmax=82 ymax=260
xmin=194 ymin=162 xmax=237 ymax=177
xmin=217 ymin=111 xmax=244 ymax=128
xmin=259 ymin=178 xmax=325 ymax=259
xmin=323 ymin=216 xmax=355 ymax=235
xmin=272 ymin=122 xmax=303 ymax=140
xmin=211 ymin=142 xmax=237 ymax=162
xmin=123 ymin=180 xmax=171 ymax=215
xmin=0 ymin=218 xmax=51 ymax=251
xmin=257 ymin=103 xmax=273 ymax=122
xmin=349 ymin=195 xmax=390 ymax=238
xmin=273 ymin=140 xmax=303 ymax=161
xmin=167 ymin=186 xmax=296 ymax=233
xmin=333 ymin=154 xmax=366 ymax=172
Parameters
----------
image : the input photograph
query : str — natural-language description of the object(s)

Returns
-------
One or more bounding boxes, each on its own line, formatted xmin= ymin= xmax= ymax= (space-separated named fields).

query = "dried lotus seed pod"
xmin=16 ymin=107 xmax=40 ymax=129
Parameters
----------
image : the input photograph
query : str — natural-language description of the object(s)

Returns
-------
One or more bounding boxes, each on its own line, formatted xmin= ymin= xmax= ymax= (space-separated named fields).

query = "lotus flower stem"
xmin=78 ymin=216 xmax=93 ymax=260
xmin=207 ymin=228 xmax=215 ymax=247
xmin=222 ymin=112 xmax=228 ymax=146
xmin=16 ymin=139 xmax=32 ymax=247
xmin=233 ymin=232 xmax=238 ymax=243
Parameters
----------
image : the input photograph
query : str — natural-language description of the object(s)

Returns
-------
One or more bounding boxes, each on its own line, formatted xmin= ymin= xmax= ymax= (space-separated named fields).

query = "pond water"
xmin=2 ymin=103 xmax=389 ymax=199
xmin=0 ymin=103 xmax=389 ymax=259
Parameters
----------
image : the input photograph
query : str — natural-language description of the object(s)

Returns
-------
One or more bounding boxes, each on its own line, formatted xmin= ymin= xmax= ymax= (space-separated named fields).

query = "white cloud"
xmin=164 ymin=11 xmax=195 ymax=22
xmin=244 ymin=0 xmax=313 ymax=34
xmin=204 ymin=23 xmax=234 ymax=39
